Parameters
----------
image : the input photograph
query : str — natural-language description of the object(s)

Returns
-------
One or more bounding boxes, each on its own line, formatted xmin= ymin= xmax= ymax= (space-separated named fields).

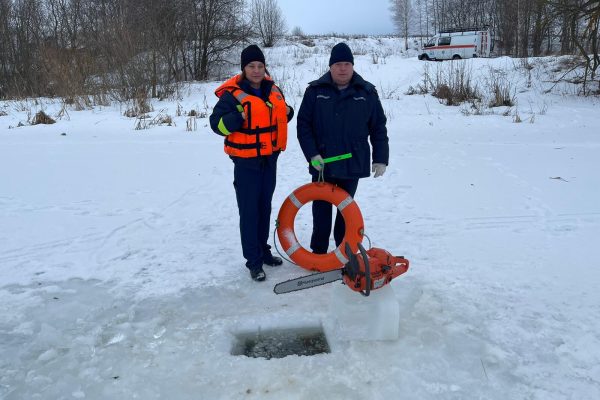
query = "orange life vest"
xmin=215 ymin=75 xmax=288 ymax=158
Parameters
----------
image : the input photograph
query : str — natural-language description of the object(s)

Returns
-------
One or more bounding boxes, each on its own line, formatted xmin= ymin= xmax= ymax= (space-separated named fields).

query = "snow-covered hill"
xmin=1 ymin=37 xmax=600 ymax=399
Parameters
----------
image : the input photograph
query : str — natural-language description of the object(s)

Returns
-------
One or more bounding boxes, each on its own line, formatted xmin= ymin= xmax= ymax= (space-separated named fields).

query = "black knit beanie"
xmin=329 ymin=42 xmax=354 ymax=66
xmin=241 ymin=45 xmax=265 ymax=70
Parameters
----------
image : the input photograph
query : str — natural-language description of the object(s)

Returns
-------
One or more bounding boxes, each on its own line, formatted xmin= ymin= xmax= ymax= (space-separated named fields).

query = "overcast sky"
xmin=277 ymin=0 xmax=396 ymax=35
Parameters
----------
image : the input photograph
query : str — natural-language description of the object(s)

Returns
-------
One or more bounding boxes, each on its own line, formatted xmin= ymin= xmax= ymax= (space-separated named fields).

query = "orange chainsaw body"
xmin=342 ymin=247 xmax=409 ymax=294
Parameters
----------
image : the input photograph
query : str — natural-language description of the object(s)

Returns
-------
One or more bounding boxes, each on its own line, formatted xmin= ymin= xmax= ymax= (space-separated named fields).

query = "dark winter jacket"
xmin=297 ymin=71 xmax=389 ymax=179
xmin=210 ymin=77 xmax=294 ymax=170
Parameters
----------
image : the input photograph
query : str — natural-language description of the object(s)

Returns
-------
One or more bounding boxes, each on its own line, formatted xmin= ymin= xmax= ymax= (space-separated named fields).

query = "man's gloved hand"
xmin=311 ymin=155 xmax=325 ymax=171
xmin=372 ymin=163 xmax=386 ymax=178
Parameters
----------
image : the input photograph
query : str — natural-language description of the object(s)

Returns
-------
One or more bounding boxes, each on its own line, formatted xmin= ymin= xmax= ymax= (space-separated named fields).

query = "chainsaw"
xmin=273 ymin=243 xmax=409 ymax=296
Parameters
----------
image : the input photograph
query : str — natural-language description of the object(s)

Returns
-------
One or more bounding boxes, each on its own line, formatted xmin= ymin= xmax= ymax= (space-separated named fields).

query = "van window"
xmin=438 ymin=37 xmax=451 ymax=46
xmin=424 ymin=38 xmax=436 ymax=48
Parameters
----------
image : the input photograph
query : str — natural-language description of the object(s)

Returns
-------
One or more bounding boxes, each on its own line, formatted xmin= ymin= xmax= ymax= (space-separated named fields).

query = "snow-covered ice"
xmin=1 ymin=37 xmax=600 ymax=399
xmin=329 ymin=283 xmax=401 ymax=341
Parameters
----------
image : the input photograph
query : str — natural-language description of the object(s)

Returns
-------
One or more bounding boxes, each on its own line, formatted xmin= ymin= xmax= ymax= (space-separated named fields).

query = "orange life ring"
xmin=276 ymin=182 xmax=364 ymax=272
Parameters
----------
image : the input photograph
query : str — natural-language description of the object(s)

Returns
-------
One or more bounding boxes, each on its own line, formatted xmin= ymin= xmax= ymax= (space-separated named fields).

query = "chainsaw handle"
xmin=391 ymin=255 xmax=410 ymax=275
xmin=357 ymin=242 xmax=370 ymax=297
xmin=344 ymin=242 xmax=359 ymax=281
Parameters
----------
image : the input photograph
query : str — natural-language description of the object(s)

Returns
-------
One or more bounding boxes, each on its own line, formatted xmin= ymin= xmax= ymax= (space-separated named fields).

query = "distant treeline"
xmin=393 ymin=0 xmax=599 ymax=56
xmin=1 ymin=0 xmax=598 ymax=100
xmin=0 ymin=0 xmax=251 ymax=100
xmin=394 ymin=0 xmax=599 ymax=89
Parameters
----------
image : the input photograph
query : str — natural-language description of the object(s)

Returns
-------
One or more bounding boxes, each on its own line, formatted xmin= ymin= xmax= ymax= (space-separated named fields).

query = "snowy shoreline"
xmin=2 ymin=38 xmax=600 ymax=399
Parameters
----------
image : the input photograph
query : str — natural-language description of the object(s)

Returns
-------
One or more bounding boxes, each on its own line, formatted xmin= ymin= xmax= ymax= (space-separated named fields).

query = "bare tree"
xmin=4 ymin=0 xmax=45 ymax=97
xmin=0 ymin=0 xmax=12 ymax=98
xmin=554 ymin=0 xmax=600 ymax=92
xmin=251 ymin=0 xmax=286 ymax=47
xmin=291 ymin=26 xmax=305 ymax=37
xmin=531 ymin=0 xmax=552 ymax=56
xmin=184 ymin=0 xmax=250 ymax=80
xmin=413 ymin=0 xmax=431 ymax=46
xmin=390 ymin=0 xmax=416 ymax=50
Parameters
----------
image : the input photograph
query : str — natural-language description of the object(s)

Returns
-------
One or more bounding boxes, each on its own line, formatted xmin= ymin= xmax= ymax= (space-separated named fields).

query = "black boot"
xmin=250 ymin=267 xmax=266 ymax=282
xmin=263 ymin=253 xmax=283 ymax=266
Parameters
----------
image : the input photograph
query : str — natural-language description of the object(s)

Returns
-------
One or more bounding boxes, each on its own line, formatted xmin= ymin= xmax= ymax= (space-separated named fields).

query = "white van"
xmin=418 ymin=28 xmax=491 ymax=61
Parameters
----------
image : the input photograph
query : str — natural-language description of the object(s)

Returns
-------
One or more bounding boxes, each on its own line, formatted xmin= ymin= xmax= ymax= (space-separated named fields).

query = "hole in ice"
xmin=231 ymin=326 xmax=330 ymax=359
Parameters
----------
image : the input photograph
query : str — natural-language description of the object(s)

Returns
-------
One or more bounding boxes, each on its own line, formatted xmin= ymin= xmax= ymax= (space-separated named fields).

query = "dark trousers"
xmin=310 ymin=176 xmax=359 ymax=254
xmin=232 ymin=155 xmax=278 ymax=270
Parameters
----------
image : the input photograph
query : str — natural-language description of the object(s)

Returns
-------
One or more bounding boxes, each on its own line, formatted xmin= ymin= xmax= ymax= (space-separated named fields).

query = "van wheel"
xmin=452 ymin=55 xmax=461 ymax=60
xmin=418 ymin=54 xmax=430 ymax=61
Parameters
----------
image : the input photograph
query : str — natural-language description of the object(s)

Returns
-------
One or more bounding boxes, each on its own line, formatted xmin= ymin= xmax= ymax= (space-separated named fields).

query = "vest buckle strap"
xmin=239 ymin=125 xmax=277 ymax=134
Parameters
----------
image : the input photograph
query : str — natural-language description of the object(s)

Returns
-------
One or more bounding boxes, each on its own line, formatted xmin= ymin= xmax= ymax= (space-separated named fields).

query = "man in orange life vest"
xmin=297 ymin=42 xmax=389 ymax=254
xmin=210 ymin=45 xmax=294 ymax=282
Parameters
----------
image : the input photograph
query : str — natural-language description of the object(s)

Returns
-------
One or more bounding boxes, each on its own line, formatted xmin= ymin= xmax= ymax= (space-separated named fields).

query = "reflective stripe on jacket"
xmin=214 ymin=75 xmax=288 ymax=158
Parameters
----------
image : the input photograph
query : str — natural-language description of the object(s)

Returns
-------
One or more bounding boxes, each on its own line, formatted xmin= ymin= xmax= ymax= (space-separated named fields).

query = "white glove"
xmin=372 ymin=163 xmax=386 ymax=178
xmin=311 ymin=155 xmax=325 ymax=171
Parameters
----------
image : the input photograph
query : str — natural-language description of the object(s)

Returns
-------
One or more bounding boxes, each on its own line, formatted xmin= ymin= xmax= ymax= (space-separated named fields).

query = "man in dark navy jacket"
xmin=297 ymin=42 xmax=389 ymax=254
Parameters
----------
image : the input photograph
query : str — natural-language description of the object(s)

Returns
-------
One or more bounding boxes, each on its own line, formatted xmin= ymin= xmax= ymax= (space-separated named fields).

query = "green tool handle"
xmin=310 ymin=153 xmax=352 ymax=166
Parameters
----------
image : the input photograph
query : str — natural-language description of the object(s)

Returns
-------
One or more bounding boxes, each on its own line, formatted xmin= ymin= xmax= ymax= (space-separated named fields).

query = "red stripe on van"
xmin=428 ymin=44 xmax=476 ymax=50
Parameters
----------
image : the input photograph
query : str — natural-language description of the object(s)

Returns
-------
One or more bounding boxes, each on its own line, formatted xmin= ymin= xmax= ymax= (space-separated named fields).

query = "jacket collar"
xmin=215 ymin=74 xmax=275 ymax=98
xmin=239 ymin=78 xmax=274 ymax=99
